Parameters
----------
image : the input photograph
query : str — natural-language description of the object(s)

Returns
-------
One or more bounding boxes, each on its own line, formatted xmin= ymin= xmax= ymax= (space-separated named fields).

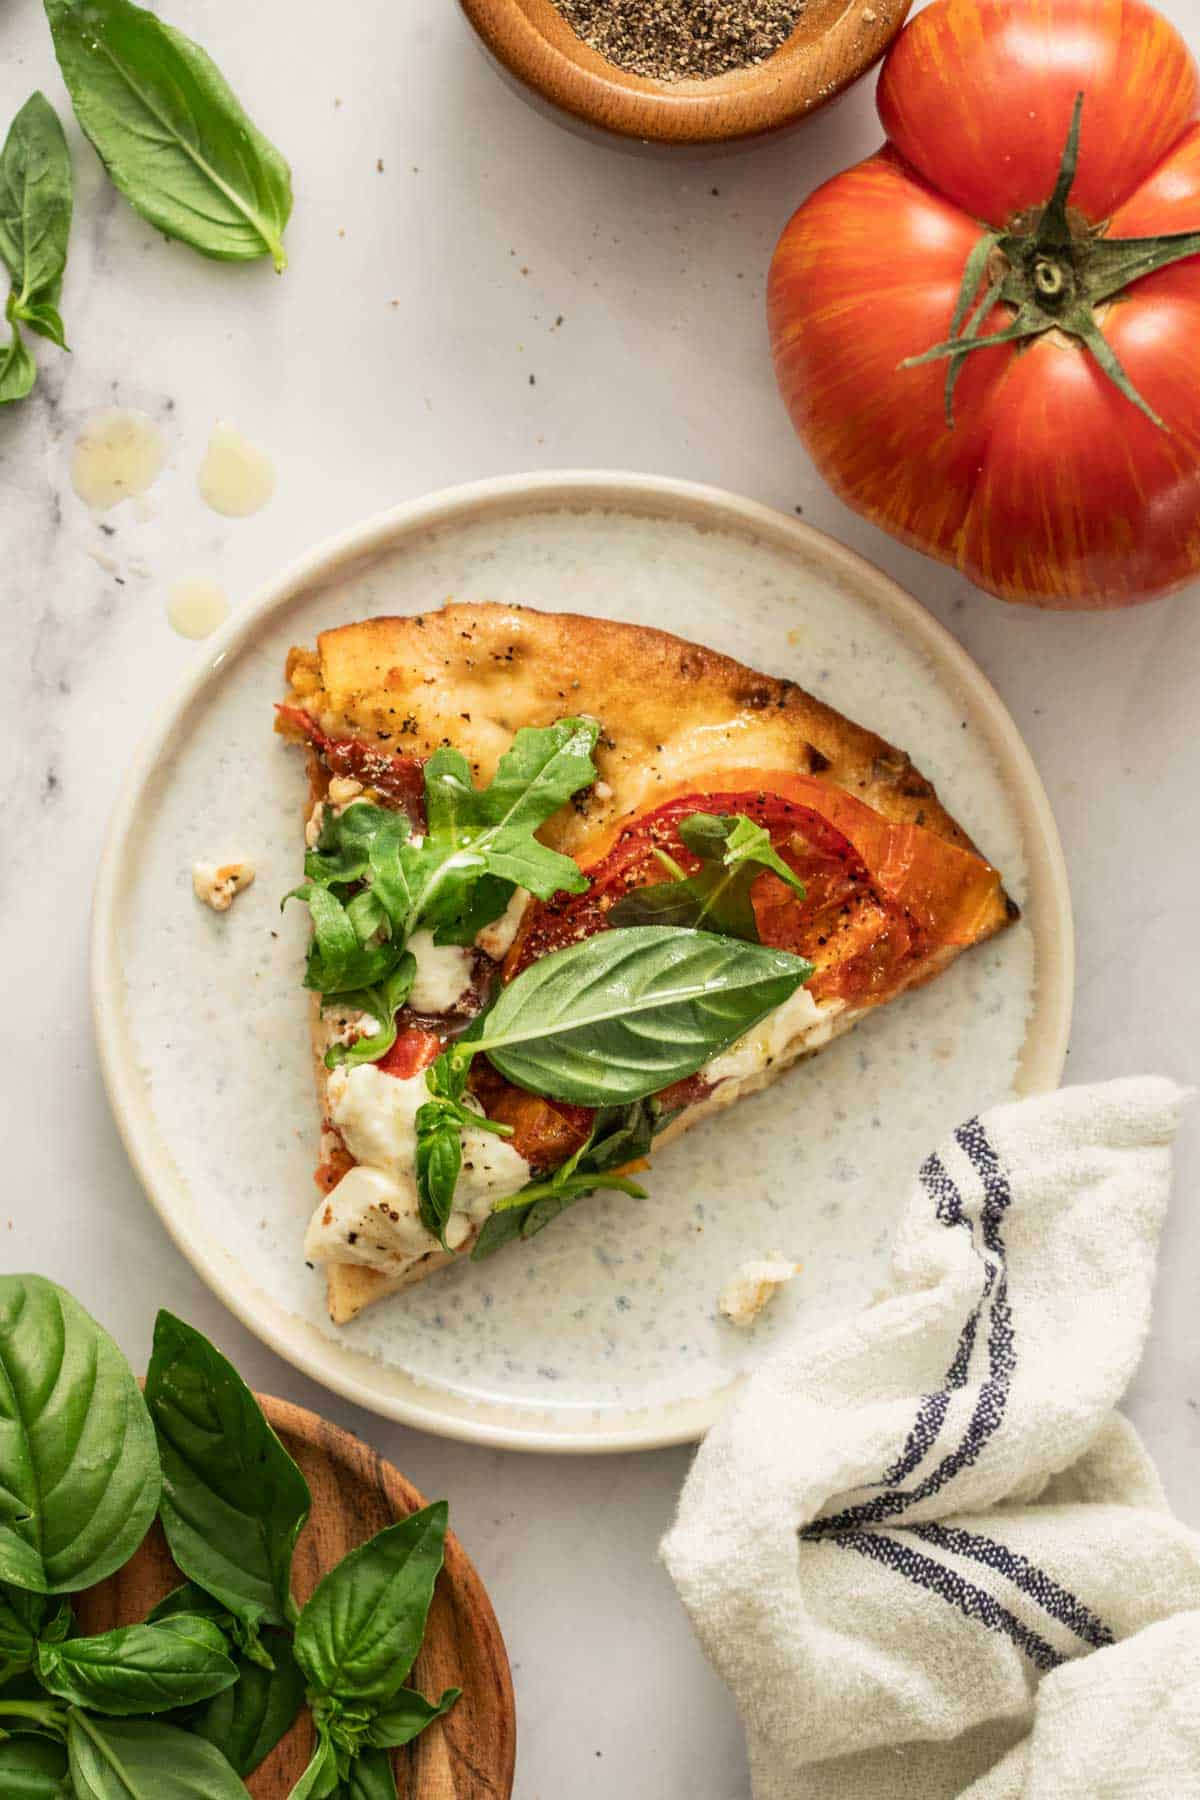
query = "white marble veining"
xmin=1 ymin=3 xmax=1197 ymax=1796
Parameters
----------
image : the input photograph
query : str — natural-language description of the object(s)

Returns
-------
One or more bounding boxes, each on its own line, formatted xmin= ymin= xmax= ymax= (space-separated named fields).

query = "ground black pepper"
xmin=554 ymin=0 xmax=804 ymax=81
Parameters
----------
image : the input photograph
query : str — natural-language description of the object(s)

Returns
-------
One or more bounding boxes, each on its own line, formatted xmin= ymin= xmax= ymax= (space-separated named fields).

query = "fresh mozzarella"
xmin=702 ymin=987 xmax=844 ymax=1086
xmin=407 ymin=930 xmax=476 ymax=1013
xmin=718 ymin=1256 xmax=800 ymax=1327
xmin=308 ymin=1063 xmax=531 ymax=1275
xmin=475 ymin=887 xmax=530 ymax=961
xmin=327 ymin=775 xmax=364 ymax=809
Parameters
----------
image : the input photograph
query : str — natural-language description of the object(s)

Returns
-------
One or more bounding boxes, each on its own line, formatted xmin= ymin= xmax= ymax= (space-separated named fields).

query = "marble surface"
xmin=1 ymin=2 xmax=1197 ymax=1796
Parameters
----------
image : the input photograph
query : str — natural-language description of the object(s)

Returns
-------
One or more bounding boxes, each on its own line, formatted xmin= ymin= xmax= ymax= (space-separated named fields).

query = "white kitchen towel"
xmin=662 ymin=1078 xmax=1200 ymax=1800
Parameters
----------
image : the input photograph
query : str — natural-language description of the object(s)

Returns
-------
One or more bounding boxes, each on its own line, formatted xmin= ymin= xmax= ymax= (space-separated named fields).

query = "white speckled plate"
xmin=92 ymin=473 xmax=1073 ymax=1452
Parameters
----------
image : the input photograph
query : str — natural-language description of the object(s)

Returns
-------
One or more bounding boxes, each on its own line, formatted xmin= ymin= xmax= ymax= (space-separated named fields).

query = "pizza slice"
xmin=277 ymin=602 xmax=1015 ymax=1323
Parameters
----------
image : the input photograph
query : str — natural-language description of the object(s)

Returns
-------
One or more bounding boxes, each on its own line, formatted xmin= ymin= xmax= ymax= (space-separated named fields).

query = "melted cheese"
xmin=475 ymin=887 xmax=529 ymax=961
xmin=407 ymin=930 xmax=475 ymax=1013
xmin=703 ymin=988 xmax=844 ymax=1086
xmin=305 ymin=1064 xmax=531 ymax=1276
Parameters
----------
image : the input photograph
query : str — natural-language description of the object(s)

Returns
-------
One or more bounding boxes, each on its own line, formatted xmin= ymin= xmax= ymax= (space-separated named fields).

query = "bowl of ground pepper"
xmin=457 ymin=0 xmax=910 ymax=146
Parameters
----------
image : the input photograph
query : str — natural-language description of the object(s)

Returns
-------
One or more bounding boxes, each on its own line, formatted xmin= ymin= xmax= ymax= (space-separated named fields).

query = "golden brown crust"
xmin=281 ymin=603 xmax=1011 ymax=898
xmin=284 ymin=602 xmax=1015 ymax=1323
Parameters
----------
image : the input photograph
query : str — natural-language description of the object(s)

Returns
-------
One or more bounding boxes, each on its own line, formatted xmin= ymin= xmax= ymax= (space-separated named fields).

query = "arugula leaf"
xmin=323 ymin=957 xmax=417 ymax=1073
xmin=0 ymin=1275 xmax=160 ymax=1595
xmin=287 ymin=720 xmax=599 ymax=1011
xmin=294 ymin=1503 xmax=452 ymax=1711
xmin=0 ymin=1734 xmax=68 ymax=1798
xmin=0 ymin=93 xmax=72 ymax=352
xmin=0 ymin=320 xmax=36 ymax=404
xmin=472 ymin=1101 xmax=655 ymax=1259
xmin=187 ymin=1628 xmax=305 ymax=1777
xmin=468 ymin=925 xmax=813 ymax=1104
xmin=35 ymin=1617 xmax=237 ymax=1716
xmin=144 ymin=1311 xmax=311 ymax=1658
xmin=609 ymin=812 xmax=806 ymax=941
xmin=44 ymin=0 xmax=292 ymax=268
xmin=66 ymin=1709 xmax=249 ymax=1799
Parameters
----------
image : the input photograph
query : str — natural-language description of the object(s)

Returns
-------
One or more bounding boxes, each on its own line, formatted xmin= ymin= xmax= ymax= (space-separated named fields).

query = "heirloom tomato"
xmin=768 ymin=0 xmax=1200 ymax=608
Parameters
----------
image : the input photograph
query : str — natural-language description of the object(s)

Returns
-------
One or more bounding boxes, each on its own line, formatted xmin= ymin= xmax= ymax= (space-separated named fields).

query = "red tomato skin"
xmin=769 ymin=0 xmax=1200 ymax=608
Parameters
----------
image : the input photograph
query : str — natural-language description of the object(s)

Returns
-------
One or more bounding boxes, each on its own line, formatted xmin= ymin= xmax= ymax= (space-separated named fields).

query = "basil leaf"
xmin=145 ymin=1582 xmax=230 ymax=1628
xmin=414 ymin=1116 xmax=462 ymax=1249
xmin=188 ymin=1628 xmax=304 ymax=1777
xmin=289 ymin=1728 xmax=339 ymax=1800
xmin=366 ymin=1686 xmax=461 ymax=1749
xmin=0 ymin=1585 xmax=69 ymax=1683
xmin=337 ymin=1745 xmax=398 ymax=1797
xmin=144 ymin=1311 xmax=311 ymax=1651
xmin=66 ymin=1709 xmax=249 ymax=1799
xmin=472 ymin=926 xmax=813 ymax=1104
xmin=44 ymin=0 xmax=292 ymax=269
xmin=36 ymin=1617 xmax=236 ymax=1716
xmin=610 ymin=812 xmax=806 ymax=941
xmin=0 ymin=93 xmax=72 ymax=350
xmin=294 ymin=1502 xmax=450 ymax=1708
xmin=0 ymin=324 xmax=36 ymax=404
xmin=0 ymin=1275 xmax=159 ymax=1594
xmin=0 ymin=1734 xmax=68 ymax=1798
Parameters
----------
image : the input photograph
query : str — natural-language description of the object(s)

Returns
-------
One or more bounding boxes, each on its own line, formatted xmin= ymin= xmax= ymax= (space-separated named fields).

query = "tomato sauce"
xmin=277 ymin=705 xmax=426 ymax=822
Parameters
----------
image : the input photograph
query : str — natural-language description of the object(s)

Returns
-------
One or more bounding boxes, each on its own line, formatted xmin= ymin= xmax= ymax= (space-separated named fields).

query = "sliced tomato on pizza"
xmin=278 ymin=603 xmax=1014 ymax=1322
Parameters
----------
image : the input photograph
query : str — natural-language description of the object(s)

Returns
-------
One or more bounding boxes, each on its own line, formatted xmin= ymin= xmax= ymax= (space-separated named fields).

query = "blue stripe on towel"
xmin=834 ymin=1529 xmax=1066 ymax=1672
xmin=805 ymin=1119 xmax=1015 ymax=1537
xmin=908 ymin=1523 xmax=1114 ymax=1650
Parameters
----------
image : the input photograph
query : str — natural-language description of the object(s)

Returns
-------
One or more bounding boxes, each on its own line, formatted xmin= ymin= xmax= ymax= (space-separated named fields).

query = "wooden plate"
xmin=74 ymin=1396 xmax=516 ymax=1798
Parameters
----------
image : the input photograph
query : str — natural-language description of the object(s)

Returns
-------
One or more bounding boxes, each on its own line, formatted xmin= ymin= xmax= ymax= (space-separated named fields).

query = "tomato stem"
xmin=902 ymin=93 xmax=1200 ymax=429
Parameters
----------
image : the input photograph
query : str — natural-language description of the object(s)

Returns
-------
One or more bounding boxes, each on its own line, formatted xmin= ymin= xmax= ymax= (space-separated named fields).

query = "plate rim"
xmin=91 ymin=469 xmax=1075 ymax=1454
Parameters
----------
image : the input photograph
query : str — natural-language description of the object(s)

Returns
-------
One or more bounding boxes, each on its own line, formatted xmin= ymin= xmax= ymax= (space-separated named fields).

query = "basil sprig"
xmin=0 ymin=1282 xmax=461 ymax=1791
xmin=472 ymin=1100 xmax=656 ymax=1261
xmin=287 ymin=719 xmax=600 ymax=1068
xmin=0 ymin=93 xmax=72 ymax=408
xmin=291 ymin=1503 xmax=460 ymax=1799
xmin=414 ymin=1049 xmax=513 ymax=1247
xmin=44 ymin=0 xmax=293 ymax=269
xmin=609 ymin=811 xmax=806 ymax=940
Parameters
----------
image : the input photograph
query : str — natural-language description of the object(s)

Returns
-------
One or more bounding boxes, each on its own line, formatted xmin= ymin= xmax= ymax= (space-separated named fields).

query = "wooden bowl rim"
xmin=458 ymin=0 xmax=911 ymax=142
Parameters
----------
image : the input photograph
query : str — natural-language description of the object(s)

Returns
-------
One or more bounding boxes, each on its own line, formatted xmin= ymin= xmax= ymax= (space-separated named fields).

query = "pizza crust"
xmin=282 ymin=603 xmax=1015 ymax=1323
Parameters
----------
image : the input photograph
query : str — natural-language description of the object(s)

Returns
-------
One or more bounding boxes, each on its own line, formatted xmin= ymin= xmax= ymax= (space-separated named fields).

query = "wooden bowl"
xmin=458 ymin=0 xmax=911 ymax=146
xmin=76 ymin=1396 xmax=516 ymax=1799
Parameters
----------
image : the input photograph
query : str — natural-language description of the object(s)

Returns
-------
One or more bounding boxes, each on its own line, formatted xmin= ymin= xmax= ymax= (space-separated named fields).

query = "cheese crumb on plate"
xmin=192 ymin=859 xmax=255 ymax=912
xmin=719 ymin=1255 xmax=800 ymax=1327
